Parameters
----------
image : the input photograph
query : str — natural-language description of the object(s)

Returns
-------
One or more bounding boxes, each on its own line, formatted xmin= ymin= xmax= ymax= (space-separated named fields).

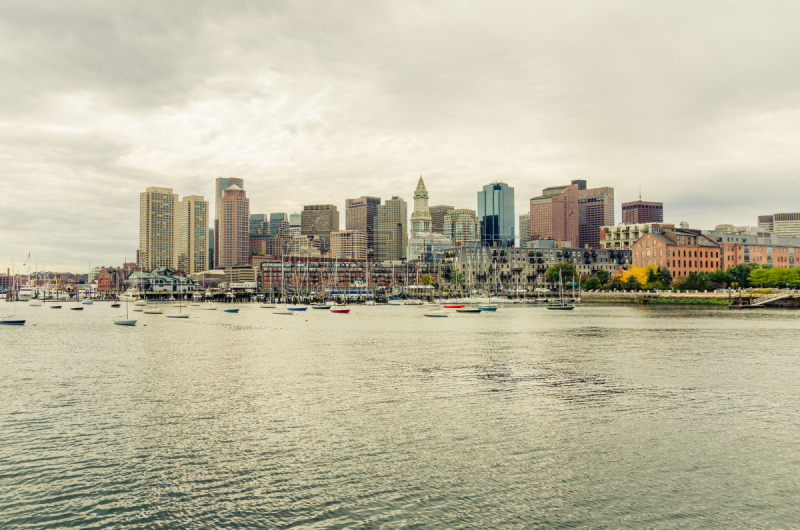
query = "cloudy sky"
xmin=2 ymin=0 xmax=799 ymax=273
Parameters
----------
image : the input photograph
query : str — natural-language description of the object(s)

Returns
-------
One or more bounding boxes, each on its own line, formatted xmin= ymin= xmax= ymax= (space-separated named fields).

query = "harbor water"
xmin=1 ymin=303 xmax=799 ymax=527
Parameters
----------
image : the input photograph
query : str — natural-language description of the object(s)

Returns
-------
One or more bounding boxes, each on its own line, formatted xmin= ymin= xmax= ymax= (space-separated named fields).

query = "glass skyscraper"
xmin=477 ymin=182 xmax=515 ymax=247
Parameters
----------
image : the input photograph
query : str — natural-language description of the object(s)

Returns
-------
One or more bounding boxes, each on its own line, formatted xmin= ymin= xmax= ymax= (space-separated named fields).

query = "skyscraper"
xmin=301 ymin=205 xmax=339 ymax=252
xmin=177 ymin=195 xmax=209 ymax=274
xmin=577 ymin=183 xmax=614 ymax=248
xmin=757 ymin=213 xmax=800 ymax=238
xmin=530 ymin=184 xmax=579 ymax=246
xmin=249 ymin=213 xmax=268 ymax=237
xmin=218 ymin=185 xmax=250 ymax=267
xmin=477 ymin=182 xmax=515 ymax=247
xmin=331 ymin=230 xmax=368 ymax=260
xmin=444 ymin=209 xmax=480 ymax=245
xmin=375 ymin=196 xmax=407 ymax=262
xmin=622 ymin=200 xmax=663 ymax=224
xmin=139 ymin=187 xmax=178 ymax=271
xmin=269 ymin=212 xmax=288 ymax=238
xmin=429 ymin=205 xmax=454 ymax=234
xmin=289 ymin=212 xmax=302 ymax=237
xmin=346 ymin=196 xmax=380 ymax=260
xmin=410 ymin=176 xmax=432 ymax=235
xmin=519 ymin=213 xmax=530 ymax=247
xmin=214 ymin=177 xmax=244 ymax=268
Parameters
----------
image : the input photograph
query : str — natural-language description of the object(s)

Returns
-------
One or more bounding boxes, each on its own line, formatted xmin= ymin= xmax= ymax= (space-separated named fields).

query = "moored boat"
xmin=456 ymin=308 xmax=482 ymax=313
xmin=223 ymin=308 xmax=239 ymax=313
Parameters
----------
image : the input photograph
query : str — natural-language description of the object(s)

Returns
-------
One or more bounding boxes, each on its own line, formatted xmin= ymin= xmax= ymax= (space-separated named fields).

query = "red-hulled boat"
xmin=443 ymin=305 xmax=465 ymax=309
xmin=330 ymin=308 xmax=350 ymax=314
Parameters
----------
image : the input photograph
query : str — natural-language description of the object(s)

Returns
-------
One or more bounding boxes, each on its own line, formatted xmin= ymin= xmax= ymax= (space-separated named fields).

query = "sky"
xmin=2 ymin=0 xmax=800 ymax=273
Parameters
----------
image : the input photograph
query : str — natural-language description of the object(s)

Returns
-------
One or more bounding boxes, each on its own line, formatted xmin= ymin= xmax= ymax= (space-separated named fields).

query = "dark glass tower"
xmin=477 ymin=182 xmax=515 ymax=247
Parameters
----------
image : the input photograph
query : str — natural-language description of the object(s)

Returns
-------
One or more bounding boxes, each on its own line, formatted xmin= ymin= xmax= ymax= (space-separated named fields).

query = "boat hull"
xmin=330 ymin=309 xmax=350 ymax=314
xmin=167 ymin=314 xmax=190 ymax=318
xmin=287 ymin=308 xmax=307 ymax=311
xmin=224 ymin=309 xmax=239 ymax=313
xmin=443 ymin=305 xmax=464 ymax=309
xmin=456 ymin=309 xmax=482 ymax=313
xmin=0 ymin=320 xmax=25 ymax=325
xmin=114 ymin=320 xmax=137 ymax=326
xmin=50 ymin=305 xmax=62 ymax=309
xmin=547 ymin=306 xmax=574 ymax=310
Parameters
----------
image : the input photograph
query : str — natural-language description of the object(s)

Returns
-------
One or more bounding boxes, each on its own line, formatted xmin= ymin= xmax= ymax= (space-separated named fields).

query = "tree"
xmin=621 ymin=264 xmax=658 ymax=286
xmin=646 ymin=267 xmax=659 ymax=284
xmin=658 ymin=267 xmax=673 ymax=287
xmin=451 ymin=271 xmax=466 ymax=286
xmin=595 ymin=270 xmax=611 ymax=285
xmin=727 ymin=264 xmax=756 ymax=288
xmin=420 ymin=274 xmax=434 ymax=286
xmin=625 ymin=276 xmax=641 ymax=291
xmin=709 ymin=269 xmax=730 ymax=287
xmin=749 ymin=268 xmax=770 ymax=287
xmin=546 ymin=262 xmax=577 ymax=284
xmin=583 ymin=277 xmax=601 ymax=290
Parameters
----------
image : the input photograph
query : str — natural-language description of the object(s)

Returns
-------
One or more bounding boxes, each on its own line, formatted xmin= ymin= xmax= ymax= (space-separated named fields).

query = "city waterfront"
xmin=2 ymin=304 xmax=799 ymax=527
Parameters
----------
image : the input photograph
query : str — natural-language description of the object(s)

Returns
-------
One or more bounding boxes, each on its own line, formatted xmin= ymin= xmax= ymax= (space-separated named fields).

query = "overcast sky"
xmin=2 ymin=0 xmax=799 ymax=273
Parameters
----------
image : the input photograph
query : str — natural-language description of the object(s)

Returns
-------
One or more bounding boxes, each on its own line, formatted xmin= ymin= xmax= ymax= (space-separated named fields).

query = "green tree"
xmin=646 ymin=267 xmax=659 ymax=284
xmin=583 ymin=277 xmax=601 ymax=290
xmin=625 ymin=276 xmax=641 ymax=291
xmin=727 ymin=264 xmax=756 ymax=288
xmin=546 ymin=262 xmax=578 ymax=284
xmin=658 ymin=267 xmax=673 ymax=287
xmin=595 ymin=270 xmax=611 ymax=285
xmin=749 ymin=268 xmax=770 ymax=287
xmin=451 ymin=271 xmax=466 ymax=286
xmin=420 ymin=274 xmax=434 ymax=286
xmin=709 ymin=269 xmax=730 ymax=287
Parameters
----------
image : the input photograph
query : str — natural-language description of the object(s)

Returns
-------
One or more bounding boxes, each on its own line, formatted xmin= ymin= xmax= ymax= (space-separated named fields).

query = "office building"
xmin=217 ymin=185 xmax=250 ymax=267
xmin=331 ymin=230 xmax=368 ymax=261
xmin=443 ymin=209 xmax=480 ymax=245
xmin=429 ymin=205 xmax=454 ymax=235
xmin=214 ymin=178 xmax=244 ymax=268
xmin=519 ymin=213 xmax=530 ymax=247
xmin=758 ymin=213 xmax=800 ymax=238
xmin=375 ymin=196 xmax=408 ymax=262
xmin=478 ymin=182 xmax=515 ymax=247
xmin=177 ymin=195 xmax=209 ymax=274
xmin=600 ymin=222 xmax=674 ymax=250
xmin=269 ymin=212 xmax=288 ymax=238
xmin=289 ymin=212 xmax=302 ymax=237
xmin=530 ymin=183 xmax=578 ymax=246
xmin=408 ymin=232 xmax=453 ymax=263
xmin=301 ymin=205 xmax=339 ymax=252
xmin=139 ymin=187 xmax=178 ymax=271
xmin=208 ymin=228 xmax=214 ymax=270
xmin=410 ymin=176 xmax=433 ymax=235
xmin=249 ymin=214 xmax=268 ymax=237
xmin=704 ymin=228 xmax=800 ymax=269
xmin=577 ymin=184 xmax=614 ymax=248
xmin=622 ymin=200 xmax=663 ymax=224
xmin=346 ymin=196 xmax=380 ymax=259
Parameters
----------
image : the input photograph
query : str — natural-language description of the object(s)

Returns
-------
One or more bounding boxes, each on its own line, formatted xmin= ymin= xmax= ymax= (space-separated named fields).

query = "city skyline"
xmin=4 ymin=2 xmax=800 ymax=272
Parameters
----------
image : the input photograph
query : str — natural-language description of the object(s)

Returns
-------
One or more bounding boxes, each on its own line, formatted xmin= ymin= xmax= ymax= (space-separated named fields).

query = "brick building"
xmin=631 ymin=228 xmax=720 ymax=276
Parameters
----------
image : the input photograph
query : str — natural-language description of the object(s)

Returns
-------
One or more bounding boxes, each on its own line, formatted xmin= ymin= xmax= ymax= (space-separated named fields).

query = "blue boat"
xmin=288 ymin=307 xmax=307 ymax=311
xmin=224 ymin=308 xmax=239 ymax=313
xmin=81 ymin=300 xmax=94 ymax=305
xmin=0 ymin=319 xmax=25 ymax=325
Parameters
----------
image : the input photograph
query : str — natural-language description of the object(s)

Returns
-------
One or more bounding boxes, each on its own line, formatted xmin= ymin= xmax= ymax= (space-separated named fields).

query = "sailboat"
xmin=71 ymin=285 xmax=84 ymax=310
xmin=547 ymin=269 xmax=574 ymax=310
xmin=167 ymin=289 xmax=190 ymax=318
xmin=114 ymin=294 xmax=137 ymax=326
xmin=1 ymin=263 xmax=26 ymax=325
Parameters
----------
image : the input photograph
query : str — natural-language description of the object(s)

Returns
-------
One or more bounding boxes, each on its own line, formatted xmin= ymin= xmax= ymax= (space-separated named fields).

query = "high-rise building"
xmin=429 ymin=205 xmax=454 ymax=235
xmin=622 ymin=200 xmax=663 ymax=224
xmin=139 ymin=187 xmax=179 ymax=271
xmin=478 ymin=182 xmax=515 ymax=247
xmin=444 ymin=209 xmax=480 ymax=245
xmin=410 ymin=176 xmax=432 ymax=235
xmin=217 ymin=185 xmax=250 ymax=267
xmin=214 ymin=177 xmax=244 ymax=268
xmin=758 ymin=213 xmax=800 ymax=238
xmin=519 ymin=213 xmax=530 ymax=247
xmin=375 ymin=196 xmax=408 ymax=262
xmin=269 ymin=212 xmax=288 ymax=237
xmin=346 ymin=196 xmax=380 ymax=259
xmin=177 ymin=195 xmax=209 ymax=275
xmin=577 ymin=183 xmax=614 ymax=249
xmin=301 ymin=205 xmax=339 ymax=252
xmin=249 ymin=214 xmax=268 ymax=237
xmin=208 ymin=228 xmax=214 ymax=270
xmin=331 ymin=230 xmax=368 ymax=260
xmin=530 ymin=184 xmax=579 ymax=246
xmin=289 ymin=212 xmax=302 ymax=238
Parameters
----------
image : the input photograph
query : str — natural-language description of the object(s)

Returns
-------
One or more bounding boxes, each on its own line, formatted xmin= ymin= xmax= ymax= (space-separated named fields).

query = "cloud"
xmin=1 ymin=0 xmax=799 ymax=271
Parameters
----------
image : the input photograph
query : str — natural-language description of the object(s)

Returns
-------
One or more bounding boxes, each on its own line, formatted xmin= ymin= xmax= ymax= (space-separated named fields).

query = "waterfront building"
xmin=757 ymin=213 xmax=800 ymax=238
xmin=443 ymin=209 xmax=480 ymax=245
xmin=407 ymin=232 xmax=453 ymax=263
xmin=331 ymin=230 xmax=368 ymax=260
xmin=374 ymin=196 xmax=407 ymax=262
xmin=631 ymin=227 xmax=720 ymax=277
xmin=577 ymin=182 xmax=614 ymax=249
xmin=600 ymin=222 xmax=675 ymax=250
xmin=440 ymin=243 xmax=631 ymax=292
xmin=250 ymin=214 xmax=268 ymax=237
xmin=429 ymin=205 xmax=454 ymax=235
xmin=124 ymin=268 xmax=198 ymax=292
xmin=703 ymin=228 xmax=800 ymax=269
xmin=301 ymin=204 xmax=339 ymax=252
xmin=530 ymin=183 xmax=578 ymax=247
xmin=346 ymin=196 xmax=380 ymax=259
xmin=478 ymin=182 xmax=515 ymax=247
xmin=622 ymin=199 xmax=663 ymax=224
xmin=178 ymin=195 xmax=209 ymax=275
xmin=217 ymin=185 xmax=250 ymax=267
xmin=410 ymin=177 xmax=433 ymax=235
xmin=519 ymin=213 xmax=530 ymax=247
xmin=214 ymin=178 xmax=244 ymax=267
xmin=139 ymin=186 xmax=178 ymax=271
